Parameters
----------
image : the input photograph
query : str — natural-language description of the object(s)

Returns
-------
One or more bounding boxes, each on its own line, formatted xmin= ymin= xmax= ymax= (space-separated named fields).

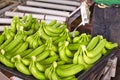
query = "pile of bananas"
xmin=0 ymin=15 xmax=118 ymax=80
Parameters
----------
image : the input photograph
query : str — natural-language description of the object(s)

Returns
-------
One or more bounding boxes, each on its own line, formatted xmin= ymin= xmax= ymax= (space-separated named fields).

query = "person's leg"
xmin=91 ymin=5 xmax=106 ymax=38
xmin=106 ymin=7 xmax=120 ymax=66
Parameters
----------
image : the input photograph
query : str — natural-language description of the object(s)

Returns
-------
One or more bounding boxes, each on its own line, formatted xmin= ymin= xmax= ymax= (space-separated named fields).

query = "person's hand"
xmin=80 ymin=0 xmax=93 ymax=6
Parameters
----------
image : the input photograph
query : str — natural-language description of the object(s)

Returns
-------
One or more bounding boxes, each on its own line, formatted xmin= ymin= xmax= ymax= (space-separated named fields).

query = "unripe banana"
xmin=0 ymin=53 xmax=15 ymax=68
xmin=32 ymin=37 xmax=39 ymax=49
xmin=83 ymin=51 xmax=102 ymax=64
xmin=51 ymin=68 xmax=60 ymax=80
xmin=24 ymin=44 xmax=46 ymax=58
xmin=15 ymin=55 xmax=31 ymax=75
xmin=73 ymin=50 xmax=80 ymax=64
xmin=45 ymin=65 xmax=53 ymax=79
xmin=36 ymin=50 xmax=50 ymax=61
xmin=4 ymin=34 xmax=25 ymax=52
xmin=86 ymin=39 xmax=106 ymax=58
xmin=65 ymin=47 xmax=74 ymax=58
xmin=40 ymin=54 xmax=59 ymax=65
xmin=73 ymin=36 xmax=81 ymax=43
xmin=59 ymin=47 xmax=72 ymax=63
xmin=87 ymin=35 xmax=102 ymax=51
xmin=43 ymin=26 xmax=60 ymax=37
xmin=38 ymin=22 xmax=51 ymax=40
xmin=48 ymin=20 xmax=57 ymax=26
xmin=102 ymin=47 xmax=108 ymax=56
xmin=36 ymin=62 xmax=46 ymax=72
xmin=57 ymin=64 xmax=76 ymax=69
xmin=11 ymin=41 xmax=29 ymax=57
xmin=78 ymin=52 xmax=93 ymax=70
xmin=0 ymin=36 xmax=13 ymax=49
xmin=29 ymin=56 xmax=46 ymax=79
xmin=105 ymin=42 xmax=118 ymax=49
xmin=0 ymin=34 xmax=5 ymax=45
xmin=56 ymin=64 xmax=84 ymax=77
xmin=21 ymin=58 xmax=30 ymax=66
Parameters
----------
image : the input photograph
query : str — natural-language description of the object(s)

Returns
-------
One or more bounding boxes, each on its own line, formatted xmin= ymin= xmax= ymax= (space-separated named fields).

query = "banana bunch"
xmin=73 ymin=45 xmax=93 ymax=70
xmin=38 ymin=20 xmax=70 ymax=44
xmin=73 ymin=33 xmax=91 ymax=46
xmin=36 ymin=38 xmax=58 ymax=62
xmin=29 ymin=56 xmax=46 ymax=80
xmin=58 ymin=41 xmax=73 ymax=63
xmin=101 ymin=41 xmax=118 ymax=55
xmin=14 ymin=55 xmax=31 ymax=75
xmin=0 ymin=52 xmax=15 ymax=68
xmin=45 ymin=61 xmax=60 ymax=80
xmin=82 ymin=38 xmax=105 ymax=64
xmin=86 ymin=38 xmax=106 ymax=58
xmin=26 ymin=31 xmax=43 ymax=49
xmin=4 ymin=27 xmax=15 ymax=40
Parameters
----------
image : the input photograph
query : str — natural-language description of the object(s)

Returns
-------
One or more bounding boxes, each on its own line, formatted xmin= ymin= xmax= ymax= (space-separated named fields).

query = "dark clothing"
xmin=91 ymin=4 xmax=120 ymax=66
xmin=92 ymin=5 xmax=120 ymax=45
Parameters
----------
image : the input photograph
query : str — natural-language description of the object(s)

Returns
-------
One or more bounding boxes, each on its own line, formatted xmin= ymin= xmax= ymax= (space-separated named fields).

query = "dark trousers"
xmin=91 ymin=4 xmax=120 ymax=66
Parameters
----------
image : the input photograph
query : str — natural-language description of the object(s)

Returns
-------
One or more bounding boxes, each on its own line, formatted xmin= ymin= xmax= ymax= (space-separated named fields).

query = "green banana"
xmin=45 ymin=25 xmax=65 ymax=34
xmin=38 ymin=21 xmax=51 ymax=40
xmin=73 ymin=50 xmax=80 ymax=64
xmin=43 ymin=25 xmax=60 ymax=37
xmin=57 ymin=64 xmax=76 ymax=69
xmin=73 ymin=36 xmax=81 ymax=43
xmin=105 ymin=42 xmax=118 ymax=49
xmin=36 ymin=49 xmax=50 ymax=61
xmin=83 ymin=51 xmax=102 ymax=64
xmin=51 ymin=68 xmax=60 ymax=80
xmin=68 ymin=43 xmax=81 ymax=51
xmin=48 ymin=20 xmax=57 ymax=26
xmin=87 ymin=35 xmax=102 ymax=51
xmin=5 ymin=41 xmax=24 ymax=59
xmin=0 ymin=34 xmax=5 ymax=45
xmin=102 ymin=47 xmax=108 ymax=56
xmin=56 ymin=64 xmax=84 ymax=77
xmin=32 ymin=36 xmax=39 ymax=49
xmin=36 ymin=62 xmax=46 ymax=72
xmin=29 ymin=56 xmax=46 ymax=80
xmin=12 ymin=41 xmax=28 ymax=55
xmin=15 ymin=55 xmax=31 ymax=75
xmin=59 ymin=46 xmax=72 ymax=63
xmin=0 ymin=53 xmax=15 ymax=68
xmin=53 ymin=22 xmax=61 ymax=28
xmin=18 ymin=49 xmax=33 ymax=57
xmin=21 ymin=58 xmax=30 ymax=66
xmin=85 ymin=39 xmax=107 ymax=58
xmin=65 ymin=46 xmax=74 ymax=58
xmin=45 ymin=65 xmax=53 ymax=79
xmin=40 ymin=54 xmax=59 ymax=65
xmin=3 ymin=33 xmax=25 ymax=52
xmin=24 ymin=44 xmax=46 ymax=58
xmin=77 ymin=50 xmax=93 ymax=70
xmin=0 ymin=36 xmax=13 ymax=49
